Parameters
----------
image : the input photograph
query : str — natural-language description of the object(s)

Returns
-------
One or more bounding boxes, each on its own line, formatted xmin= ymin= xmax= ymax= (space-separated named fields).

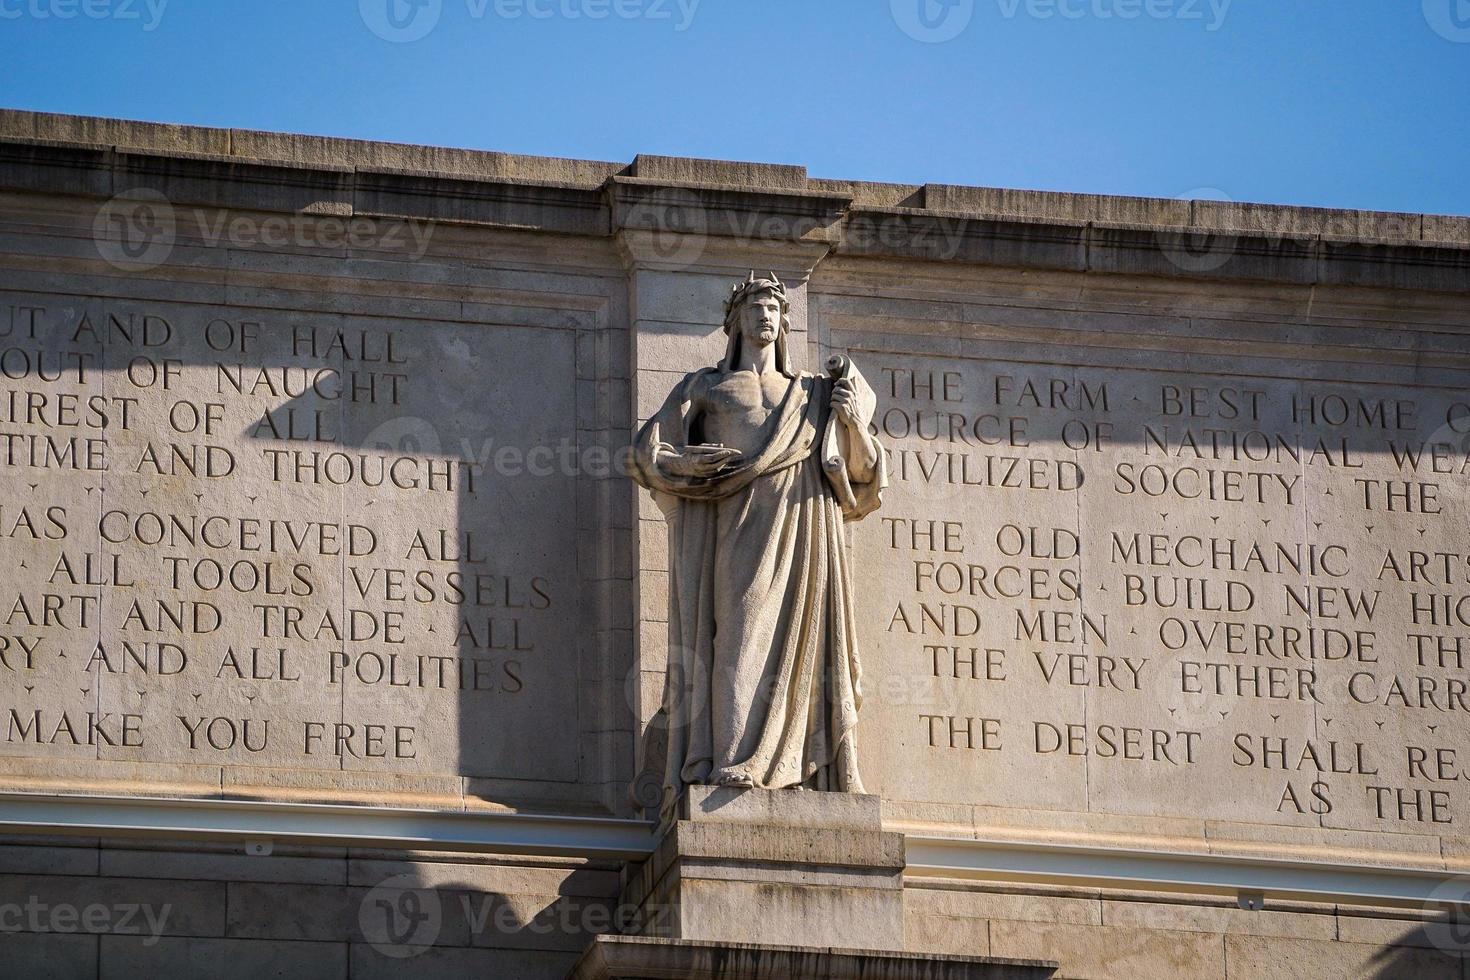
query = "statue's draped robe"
xmin=632 ymin=366 xmax=886 ymax=816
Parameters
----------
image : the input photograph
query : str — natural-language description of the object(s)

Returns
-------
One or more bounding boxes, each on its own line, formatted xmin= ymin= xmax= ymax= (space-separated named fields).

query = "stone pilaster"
xmin=610 ymin=171 xmax=852 ymax=813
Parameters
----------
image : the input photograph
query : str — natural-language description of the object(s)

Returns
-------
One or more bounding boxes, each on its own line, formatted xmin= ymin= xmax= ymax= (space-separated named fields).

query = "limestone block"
xmin=906 ymin=910 xmax=993 ymax=957
xmin=1423 ymin=213 xmax=1470 ymax=245
xmin=224 ymin=881 xmax=359 ymax=942
xmin=679 ymin=783 xmax=885 ymax=830
xmin=1100 ymin=898 xmax=1336 ymax=940
xmin=99 ymin=935 xmax=347 ymax=980
xmin=0 ymin=874 xmax=224 ymax=938
xmin=908 ymin=887 xmax=1102 ymax=927
xmin=346 ymin=854 xmax=619 ymax=897
xmin=621 ymin=789 xmax=905 ymax=951
xmin=0 ymin=841 xmax=101 ymax=875
xmin=99 ymin=843 xmax=347 ymax=885
xmin=630 ymin=156 xmax=807 ymax=190
xmin=989 ymin=920 xmax=1226 ymax=980
xmin=1222 ymin=935 xmax=1463 ymax=980
xmin=4 ymin=933 xmax=99 ymax=979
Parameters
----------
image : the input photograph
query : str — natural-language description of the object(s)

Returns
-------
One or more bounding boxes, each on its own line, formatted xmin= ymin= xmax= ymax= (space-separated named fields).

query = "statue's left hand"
xmin=831 ymin=378 xmax=862 ymax=429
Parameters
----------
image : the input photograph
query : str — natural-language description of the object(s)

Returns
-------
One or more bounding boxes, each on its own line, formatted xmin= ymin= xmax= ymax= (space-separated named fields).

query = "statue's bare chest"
xmin=699 ymin=372 xmax=795 ymax=453
xmin=705 ymin=372 xmax=790 ymax=417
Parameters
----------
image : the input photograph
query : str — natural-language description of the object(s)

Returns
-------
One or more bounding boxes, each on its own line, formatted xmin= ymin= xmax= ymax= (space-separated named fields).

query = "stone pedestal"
xmin=586 ymin=789 xmax=1061 ymax=978
xmin=620 ymin=787 xmax=905 ymax=950
xmin=567 ymin=936 xmax=1058 ymax=980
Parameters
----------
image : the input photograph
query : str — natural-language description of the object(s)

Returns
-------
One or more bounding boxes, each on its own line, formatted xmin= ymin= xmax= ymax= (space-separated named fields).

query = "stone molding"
xmin=1 ymin=791 xmax=1466 ymax=909
xmin=2 ymin=110 xmax=1466 ymax=292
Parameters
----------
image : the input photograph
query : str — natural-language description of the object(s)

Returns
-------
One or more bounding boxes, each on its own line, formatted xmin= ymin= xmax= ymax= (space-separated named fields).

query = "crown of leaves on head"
xmin=723 ymin=271 xmax=789 ymax=332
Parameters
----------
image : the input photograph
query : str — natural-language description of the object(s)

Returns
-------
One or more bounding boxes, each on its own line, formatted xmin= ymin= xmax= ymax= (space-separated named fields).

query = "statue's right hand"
xmin=659 ymin=444 xmax=743 ymax=478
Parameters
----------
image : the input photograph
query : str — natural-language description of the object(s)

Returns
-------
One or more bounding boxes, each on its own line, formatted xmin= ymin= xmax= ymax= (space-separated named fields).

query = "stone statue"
xmin=632 ymin=273 xmax=887 ymax=814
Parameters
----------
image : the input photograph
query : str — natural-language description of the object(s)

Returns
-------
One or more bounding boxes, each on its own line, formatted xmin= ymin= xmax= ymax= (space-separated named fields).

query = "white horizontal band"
xmin=906 ymin=835 xmax=1465 ymax=908
xmin=0 ymin=792 xmax=1462 ymax=908
xmin=0 ymin=791 xmax=657 ymax=861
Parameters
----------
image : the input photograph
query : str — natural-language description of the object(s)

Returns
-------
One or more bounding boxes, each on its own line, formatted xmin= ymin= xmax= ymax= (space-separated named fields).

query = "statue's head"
xmin=721 ymin=272 xmax=796 ymax=375
xmin=724 ymin=272 xmax=791 ymax=346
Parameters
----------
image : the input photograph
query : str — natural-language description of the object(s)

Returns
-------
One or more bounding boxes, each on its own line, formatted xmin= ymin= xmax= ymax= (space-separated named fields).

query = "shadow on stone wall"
xmin=1365 ymin=914 xmax=1468 ymax=980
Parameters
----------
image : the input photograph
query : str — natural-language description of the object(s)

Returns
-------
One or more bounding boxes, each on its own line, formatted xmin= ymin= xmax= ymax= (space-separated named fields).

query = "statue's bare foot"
xmin=712 ymin=769 xmax=755 ymax=788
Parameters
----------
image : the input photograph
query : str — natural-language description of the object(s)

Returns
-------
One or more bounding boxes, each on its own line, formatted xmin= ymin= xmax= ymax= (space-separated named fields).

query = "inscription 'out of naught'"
xmin=862 ymin=362 xmax=1470 ymax=833
xmin=0 ymin=302 xmax=581 ymax=783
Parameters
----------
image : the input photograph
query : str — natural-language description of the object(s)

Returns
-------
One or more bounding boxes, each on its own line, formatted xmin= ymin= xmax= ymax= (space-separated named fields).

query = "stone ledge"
xmin=567 ymin=936 xmax=1058 ymax=980
xmin=2 ymin=109 xmax=1468 ymax=291
xmin=2 ymin=108 xmax=1462 ymax=241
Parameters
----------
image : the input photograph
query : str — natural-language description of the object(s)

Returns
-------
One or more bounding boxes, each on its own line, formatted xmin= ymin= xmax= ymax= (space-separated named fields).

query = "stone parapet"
xmin=2 ymin=108 xmax=1466 ymax=292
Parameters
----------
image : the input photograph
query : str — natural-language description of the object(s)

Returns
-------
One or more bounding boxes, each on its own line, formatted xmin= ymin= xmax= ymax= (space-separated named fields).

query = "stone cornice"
xmin=1 ymin=109 xmax=1466 ymax=292
xmin=0 ymin=791 xmax=1459 ymax=911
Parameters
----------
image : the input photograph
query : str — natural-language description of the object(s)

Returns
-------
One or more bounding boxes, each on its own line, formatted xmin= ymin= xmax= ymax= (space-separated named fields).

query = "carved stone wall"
xmin=0 ymin=109 xmax=1468 ymax=978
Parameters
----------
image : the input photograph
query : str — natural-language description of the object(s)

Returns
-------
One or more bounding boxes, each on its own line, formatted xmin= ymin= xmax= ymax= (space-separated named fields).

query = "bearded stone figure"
xmin=633 ymin=273 xmax=887 ymax=814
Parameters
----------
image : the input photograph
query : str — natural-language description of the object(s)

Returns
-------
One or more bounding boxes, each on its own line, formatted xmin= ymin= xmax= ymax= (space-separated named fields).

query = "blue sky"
xmin=1 ymin=0 xmax=1466 ymax=215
